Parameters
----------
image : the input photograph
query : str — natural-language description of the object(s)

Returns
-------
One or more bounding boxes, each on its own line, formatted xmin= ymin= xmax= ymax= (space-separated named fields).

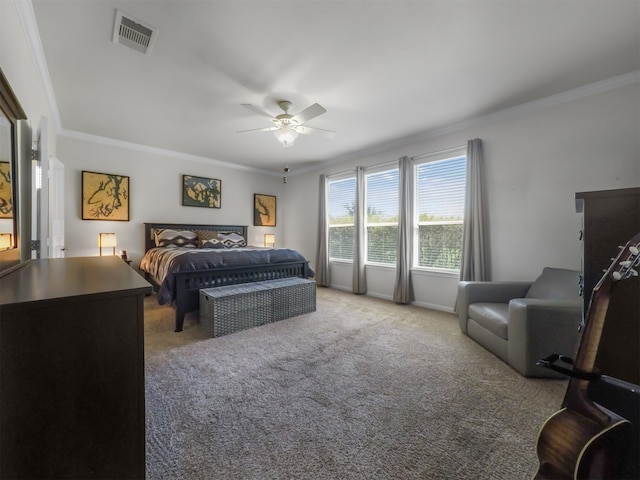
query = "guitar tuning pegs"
xmin=630 ymin=246 xmax=639 ymax=255
xmin=620 ymin=260 xmax=632 ymax=267
xmin=612 ymin=271 xmax=622 ymax=280
xmin=631 ymin=269 xmax=639 ymax=277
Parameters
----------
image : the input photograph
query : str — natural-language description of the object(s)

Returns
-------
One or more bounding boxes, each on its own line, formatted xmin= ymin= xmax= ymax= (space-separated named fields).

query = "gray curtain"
xmin=393 ymin=156 xmax=413 ymax=303
xmin=352 ymin=166 xmax=367 ymax=294
xmin=460 ymin=138 xmax=490 ymax=282
xmin=315 ymin=174 xmax=330 ymax=287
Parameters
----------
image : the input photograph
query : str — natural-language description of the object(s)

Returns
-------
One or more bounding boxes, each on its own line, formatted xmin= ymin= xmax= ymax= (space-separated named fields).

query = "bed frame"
xmin=143 ymin=223 xmax=311 ymax=332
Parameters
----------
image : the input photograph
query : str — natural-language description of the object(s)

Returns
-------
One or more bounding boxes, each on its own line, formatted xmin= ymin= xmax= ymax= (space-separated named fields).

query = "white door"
xmin=33 ymin=117 xmax=48 ymax=258
xmin=48 ymin=156 xmax=65 ymax=258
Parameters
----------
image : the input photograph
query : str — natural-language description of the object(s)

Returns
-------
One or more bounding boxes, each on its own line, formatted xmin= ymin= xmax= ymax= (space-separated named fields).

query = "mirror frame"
xmin=0 ymin=68 xmax=27 ymax=274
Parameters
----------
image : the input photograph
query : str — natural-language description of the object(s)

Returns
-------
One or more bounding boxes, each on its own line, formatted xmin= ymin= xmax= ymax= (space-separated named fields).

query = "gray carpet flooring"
xmin=144 ymin=286 xmax=566 ymax=480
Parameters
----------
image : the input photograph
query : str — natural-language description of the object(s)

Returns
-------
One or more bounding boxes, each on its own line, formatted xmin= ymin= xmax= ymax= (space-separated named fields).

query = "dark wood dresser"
xmin=0 ymin=256 xmax=152 ymax=479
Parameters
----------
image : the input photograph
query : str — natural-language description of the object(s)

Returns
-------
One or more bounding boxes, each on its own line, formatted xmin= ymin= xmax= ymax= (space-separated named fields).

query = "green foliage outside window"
xmin=418 ymin=224 xmax=463 ymax=269
xmin=366 ymin=225 xmax=398 ymax=264
xmin=329 ymin=225 xmax=354 ymax=260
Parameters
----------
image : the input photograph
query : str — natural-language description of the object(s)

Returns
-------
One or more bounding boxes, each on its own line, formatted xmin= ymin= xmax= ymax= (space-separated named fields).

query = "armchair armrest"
xmin=457 ymin=281 xmax=532 ymax=333
xmin=507 ymin=298 xmax=582 ymax=377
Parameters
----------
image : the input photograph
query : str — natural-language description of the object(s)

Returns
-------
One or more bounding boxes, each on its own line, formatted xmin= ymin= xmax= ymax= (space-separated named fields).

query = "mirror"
xmin=0 ymin=110 xmax=12 ymax=246
xmin=0 ymin=68 xmax=27 ymax=273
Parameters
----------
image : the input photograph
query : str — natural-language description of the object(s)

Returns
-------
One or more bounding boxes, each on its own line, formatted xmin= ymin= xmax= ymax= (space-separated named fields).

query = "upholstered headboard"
xmin=144 ymin=223 xmax=248 ymax=252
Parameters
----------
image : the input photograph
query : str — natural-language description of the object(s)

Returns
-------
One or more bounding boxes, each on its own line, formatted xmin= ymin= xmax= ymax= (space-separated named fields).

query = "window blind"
xmin=328 ymin=177 xmax=356 ymax=260
xmin=365 ymin=168 xmax=399 ymax=264
xmin=415 ymin=156 xmax=466 ymax=269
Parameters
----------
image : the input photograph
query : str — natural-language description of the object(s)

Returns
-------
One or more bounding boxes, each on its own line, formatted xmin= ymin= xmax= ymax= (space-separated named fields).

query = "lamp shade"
xmin=264 ymin=233 xmax=275 ymax=248
xmin=0 ymin=233 xmax=12 ymax=249
xmin=99 ymin=233 xmax=117 ymax=255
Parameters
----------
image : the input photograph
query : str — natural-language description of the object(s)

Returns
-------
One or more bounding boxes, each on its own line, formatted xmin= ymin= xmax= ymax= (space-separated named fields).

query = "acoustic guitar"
xmin=533 ymin=233 xmax=640 ymax=480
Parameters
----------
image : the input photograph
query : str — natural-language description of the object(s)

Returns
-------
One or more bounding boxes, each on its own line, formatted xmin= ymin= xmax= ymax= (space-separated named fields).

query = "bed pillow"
xmin=154 ymin=229 xmax=198 ymax=248
xmin=217 ymin=231 xmax=247 ymax=248
xmin=197 ymin=230 xmax=246 ymax=248
xmin=197 ymin=230 xmax=223 ymax=248
xmin=200 ymin=238 xmax=227 ymax=249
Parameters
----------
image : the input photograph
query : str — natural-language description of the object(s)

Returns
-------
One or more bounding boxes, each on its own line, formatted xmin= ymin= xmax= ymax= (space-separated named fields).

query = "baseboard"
xmin=326 ymin=285 xmax=455 ymax=314
xmin=411 ymin=300 xmax=455 ymax=314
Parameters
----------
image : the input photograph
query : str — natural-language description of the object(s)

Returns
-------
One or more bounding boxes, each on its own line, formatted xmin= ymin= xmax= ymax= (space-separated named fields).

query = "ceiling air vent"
xmin=112 ymin=10 xmax=157 ymax=56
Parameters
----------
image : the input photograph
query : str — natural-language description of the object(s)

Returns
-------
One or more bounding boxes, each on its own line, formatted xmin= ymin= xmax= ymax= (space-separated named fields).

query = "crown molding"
xmin=60 ymin=128 xmax=276 ymax=176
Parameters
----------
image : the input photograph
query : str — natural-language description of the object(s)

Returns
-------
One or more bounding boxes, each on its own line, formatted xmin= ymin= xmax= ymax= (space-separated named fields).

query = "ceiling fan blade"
xmin=291 ymin=103 xmax=326 ymax=124
xmin=241 ymin=104 xmax=275 ymax=120
xmin=295 ymin=125 xmax=336 ymax=139
xmin=236 ymin=126 xmax=278 ymax=133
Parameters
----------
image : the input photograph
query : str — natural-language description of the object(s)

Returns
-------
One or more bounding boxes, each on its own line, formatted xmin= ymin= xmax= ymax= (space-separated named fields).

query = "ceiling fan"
xmin=237 ymin=100 xmax=336 ymax=147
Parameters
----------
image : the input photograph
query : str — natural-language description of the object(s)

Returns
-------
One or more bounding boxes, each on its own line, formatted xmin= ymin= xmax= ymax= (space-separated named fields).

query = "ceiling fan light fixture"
xmin=274 ymin=125 xmax=298 ymax=147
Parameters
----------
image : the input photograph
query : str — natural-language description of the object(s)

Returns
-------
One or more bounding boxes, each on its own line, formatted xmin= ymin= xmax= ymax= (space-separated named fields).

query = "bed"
xmin=140 ymin=223 xmax=312 ymax=332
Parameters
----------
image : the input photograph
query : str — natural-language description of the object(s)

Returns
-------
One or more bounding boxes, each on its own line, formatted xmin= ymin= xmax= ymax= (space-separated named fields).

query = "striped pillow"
xmin=198 ymin=230 xmax=246 ymax=248
xmin=154 ymin=229 xmax=198 ymax=248
xmin=217 ymin=232 xmax=246 ymax=248
xmin=200 ymin=238 xmax=226 ymax=249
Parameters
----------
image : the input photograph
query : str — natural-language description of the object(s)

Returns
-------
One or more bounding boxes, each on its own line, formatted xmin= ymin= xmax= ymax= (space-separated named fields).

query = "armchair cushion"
xmin=525 ymin=267 xmax=581 ymax=300
xmin=457 ymin=281 xmax=531 ymax=334
xmin=468 ymin=303 xmax=509 ymax=339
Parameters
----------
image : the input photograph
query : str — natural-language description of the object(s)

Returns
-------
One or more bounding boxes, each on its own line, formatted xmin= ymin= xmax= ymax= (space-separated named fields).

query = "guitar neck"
xmin=563 ymin=287 xmax=612 ymax=423
xmin=563 ymin=235 xmax=640 ymax=423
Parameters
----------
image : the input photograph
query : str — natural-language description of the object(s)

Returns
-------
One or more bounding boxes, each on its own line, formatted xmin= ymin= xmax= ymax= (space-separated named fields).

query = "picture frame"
xmin=0 ymin=161 xmax=12 ymax=219
xmin=254 ymin=193 xmax=276 ymax=226
xmin=182 ymin=174 xmax=221 ymax=209
xmin=81 ymin=170 xmax=130 ymax=221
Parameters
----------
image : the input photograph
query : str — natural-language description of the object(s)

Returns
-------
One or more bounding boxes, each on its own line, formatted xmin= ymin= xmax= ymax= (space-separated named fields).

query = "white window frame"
xmin=412 ymin=148 xmax=467 ymax=274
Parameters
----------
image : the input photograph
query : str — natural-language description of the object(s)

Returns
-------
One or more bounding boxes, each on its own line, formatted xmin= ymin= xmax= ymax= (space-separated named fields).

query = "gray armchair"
xmin=457 ymin=267 xmax=583 ymax=377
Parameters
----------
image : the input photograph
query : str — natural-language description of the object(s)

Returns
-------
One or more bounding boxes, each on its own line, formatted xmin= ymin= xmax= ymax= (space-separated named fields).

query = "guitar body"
xmin=534 ymin=407 xmax=631 ymax=479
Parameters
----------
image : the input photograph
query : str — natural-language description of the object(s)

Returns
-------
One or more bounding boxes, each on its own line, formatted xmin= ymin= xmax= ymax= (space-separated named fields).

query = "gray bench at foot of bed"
xmin=199 ymin=278 xmax=316 ymax=337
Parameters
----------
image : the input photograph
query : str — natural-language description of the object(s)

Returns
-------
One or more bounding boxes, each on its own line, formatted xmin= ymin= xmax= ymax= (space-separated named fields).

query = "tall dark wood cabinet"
xmin=0 ymin=256 xmax=152 ymax=479
xmin=576 ymin=187 xmax=640 ymax=479
xmin=575 ymin=187 xmax=639 ymax=384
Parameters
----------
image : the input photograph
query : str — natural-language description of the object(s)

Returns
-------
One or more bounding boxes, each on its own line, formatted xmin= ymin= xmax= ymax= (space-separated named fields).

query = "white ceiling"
xmin=30 ymin=0 xmax=640 ymax=174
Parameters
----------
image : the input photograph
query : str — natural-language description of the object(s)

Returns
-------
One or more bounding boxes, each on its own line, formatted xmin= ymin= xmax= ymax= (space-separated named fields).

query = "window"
xmin=365 ymin=168 xmax=399 ymax=264
xmin=327 ymin=177 xmax=355 ymax=260
xmin=414 ymin=155 xmax=466 ymax=270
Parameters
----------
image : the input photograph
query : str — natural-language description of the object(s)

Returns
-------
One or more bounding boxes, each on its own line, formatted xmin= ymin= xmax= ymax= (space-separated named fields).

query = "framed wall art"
xmin=0 ymin=161 xmax=12 ymax=219
xmin=182 ymin=174 xmax=221 ymax=208
xmin=254 ymin=193 xmax=276 ymax=226
xmin=82 ymin=170 xmax=130 ymax=221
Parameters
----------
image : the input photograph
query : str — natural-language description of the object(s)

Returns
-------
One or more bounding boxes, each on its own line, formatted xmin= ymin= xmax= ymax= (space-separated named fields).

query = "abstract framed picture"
xmin=82 ymin=170 xmax=130 ymax=221
xmin=182 ymin=174 xmax=221 ymax=209
xmin=254 ymin=193 xmax=276 ymax=226
xmin=0 ymin=161 xmax=12 ymax=219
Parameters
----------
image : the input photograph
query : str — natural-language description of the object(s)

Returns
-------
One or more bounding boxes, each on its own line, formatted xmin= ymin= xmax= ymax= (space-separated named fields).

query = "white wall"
xmin=58 ymin=136 xmax=285 ymax=265
xmin=285 ymin=82 xmax=640 ymax=311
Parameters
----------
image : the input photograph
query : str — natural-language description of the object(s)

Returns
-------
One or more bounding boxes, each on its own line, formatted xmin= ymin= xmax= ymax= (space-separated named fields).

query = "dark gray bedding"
xmin=140 ymin=246 xmax=313 ymax=305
